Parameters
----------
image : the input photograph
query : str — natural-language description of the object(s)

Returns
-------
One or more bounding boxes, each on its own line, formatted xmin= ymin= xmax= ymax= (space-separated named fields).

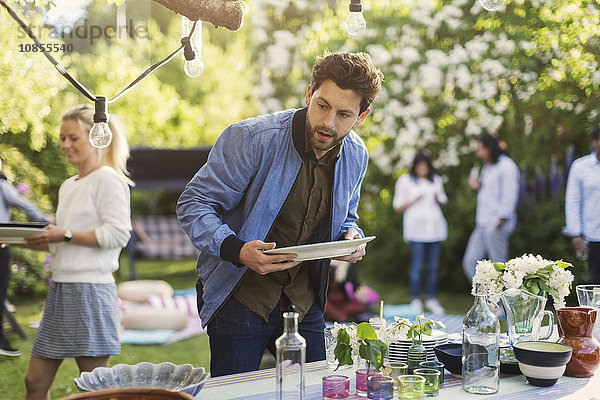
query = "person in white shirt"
xmin=563 ymin=127 xmax=600 ymax=283
xmin=21 ymin=105 xmax=132 ymax=400
xmin=393 ymin=151 xmax=448 ymax=314
xmin=462 ymin=133 xmax=520 ymax=281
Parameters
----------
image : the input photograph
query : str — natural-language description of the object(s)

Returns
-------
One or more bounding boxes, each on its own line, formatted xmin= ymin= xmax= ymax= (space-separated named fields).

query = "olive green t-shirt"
xmin=233 ymin=132 xmax=340 ymax=322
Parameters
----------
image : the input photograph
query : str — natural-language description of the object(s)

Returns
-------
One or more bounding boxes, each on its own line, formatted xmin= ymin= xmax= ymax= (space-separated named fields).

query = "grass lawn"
xmin=1 ymin=256 xmax=475 ymax=399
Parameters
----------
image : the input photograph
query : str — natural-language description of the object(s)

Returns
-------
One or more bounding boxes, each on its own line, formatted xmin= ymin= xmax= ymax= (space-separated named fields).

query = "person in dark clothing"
xmin=0 ymin=158 xmax=48 ymax=356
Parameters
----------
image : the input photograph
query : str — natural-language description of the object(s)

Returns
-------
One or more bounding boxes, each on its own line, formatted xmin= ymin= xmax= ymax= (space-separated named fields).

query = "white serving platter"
xmin=0 ymin=222 xmax=46 ymax=244
xmin=263 ymin=236 xmax=376 ymax=262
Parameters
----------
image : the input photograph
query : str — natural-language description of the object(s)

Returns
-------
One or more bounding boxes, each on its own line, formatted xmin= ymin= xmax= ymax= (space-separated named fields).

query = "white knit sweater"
xmin=49 ymin=166 xmax=131 ymax=283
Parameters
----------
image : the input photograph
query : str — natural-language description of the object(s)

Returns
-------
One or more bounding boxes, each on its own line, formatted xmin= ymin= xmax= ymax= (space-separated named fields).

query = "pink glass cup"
xmin=323 ymin=375 xmax=350 ymax=399
xmin=356 ymin=369 xmax=383 ymax=397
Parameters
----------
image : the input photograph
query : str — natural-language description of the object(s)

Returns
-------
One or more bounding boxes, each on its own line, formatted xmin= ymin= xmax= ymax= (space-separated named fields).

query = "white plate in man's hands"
xmin=263 ymin=236 xmax=375 ymax=261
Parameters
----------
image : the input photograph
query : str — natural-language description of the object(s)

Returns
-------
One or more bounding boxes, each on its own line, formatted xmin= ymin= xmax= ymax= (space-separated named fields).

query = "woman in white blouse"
xmin=393 ymin=151 xmax=448 ymax=314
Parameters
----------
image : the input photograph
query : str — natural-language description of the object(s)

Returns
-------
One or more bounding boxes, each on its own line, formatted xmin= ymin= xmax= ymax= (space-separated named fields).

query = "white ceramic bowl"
xmin=74 ymin=361 xmax=209 ymax=397
xmin=517 ymin=363 xmax=566 ymax=387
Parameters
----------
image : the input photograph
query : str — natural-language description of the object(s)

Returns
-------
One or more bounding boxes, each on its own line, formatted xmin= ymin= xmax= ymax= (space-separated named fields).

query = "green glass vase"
xmin=407 ymin=337 xmax=427 ymax=373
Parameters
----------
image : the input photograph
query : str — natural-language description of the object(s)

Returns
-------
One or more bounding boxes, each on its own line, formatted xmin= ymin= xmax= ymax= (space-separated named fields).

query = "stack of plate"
xmin=388 ymin=330 xmax=448 ymax=363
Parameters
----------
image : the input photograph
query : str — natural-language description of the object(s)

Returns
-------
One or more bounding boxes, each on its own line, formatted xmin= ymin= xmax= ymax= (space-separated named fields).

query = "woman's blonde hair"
xmin=61 ymin=104 xmax=134 ymax=186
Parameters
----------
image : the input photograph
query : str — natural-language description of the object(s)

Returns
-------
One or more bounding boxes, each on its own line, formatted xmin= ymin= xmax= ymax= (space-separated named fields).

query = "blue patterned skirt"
xmin=32 ymin=282 xmax=120 ymax=359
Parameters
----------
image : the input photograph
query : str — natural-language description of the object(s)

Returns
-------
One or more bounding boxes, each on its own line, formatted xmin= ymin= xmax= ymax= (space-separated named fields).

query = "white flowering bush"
xmin=472 ymin=254 xmax=574 ymax=308
xmin=250 ymin=0 xmax=600 ymax=175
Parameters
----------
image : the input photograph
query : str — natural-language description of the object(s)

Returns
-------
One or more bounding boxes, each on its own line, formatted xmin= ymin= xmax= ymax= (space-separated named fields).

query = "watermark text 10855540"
xmin=19 ymin=43 xmax=73 ymax=52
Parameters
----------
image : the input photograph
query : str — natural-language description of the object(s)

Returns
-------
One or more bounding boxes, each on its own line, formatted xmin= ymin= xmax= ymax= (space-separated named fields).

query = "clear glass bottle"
xmin=276 ymin=312 xmax=306 ymax=400
xmin=462 ymin=282 xmax=500 ymax=394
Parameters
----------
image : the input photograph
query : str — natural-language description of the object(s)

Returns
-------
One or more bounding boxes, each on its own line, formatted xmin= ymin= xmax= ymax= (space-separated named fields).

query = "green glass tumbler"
xmin=397 ymin=375 xmax=426 ymax=399
xmin=413 ymin=368 xmax=441 ymax=397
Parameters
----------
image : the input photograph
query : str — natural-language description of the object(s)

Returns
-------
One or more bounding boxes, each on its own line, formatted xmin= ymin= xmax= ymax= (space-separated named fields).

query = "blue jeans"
xmin=207 ymin=296 xmax=326 ymax=377
xmin=409 ymin=241 xmax=442 ymax=298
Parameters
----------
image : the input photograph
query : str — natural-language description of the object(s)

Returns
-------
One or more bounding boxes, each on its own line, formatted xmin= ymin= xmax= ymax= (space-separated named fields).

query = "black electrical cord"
xmin=0 ymin=0 xmax=198 ymax=104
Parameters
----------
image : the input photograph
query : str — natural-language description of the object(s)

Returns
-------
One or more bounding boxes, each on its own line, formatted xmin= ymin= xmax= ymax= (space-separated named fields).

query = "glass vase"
xmin=407 ymin=337 xmax=427 ymax=373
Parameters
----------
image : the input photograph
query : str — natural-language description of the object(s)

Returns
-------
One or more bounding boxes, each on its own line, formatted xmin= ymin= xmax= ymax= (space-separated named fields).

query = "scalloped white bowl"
xmin=74 ymin=362 xmax=209 ymax=397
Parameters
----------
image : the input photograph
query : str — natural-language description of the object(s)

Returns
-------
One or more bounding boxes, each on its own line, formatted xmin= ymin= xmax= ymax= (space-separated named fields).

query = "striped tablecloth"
xmin=195 ymin=360 xmax=592 ymax=400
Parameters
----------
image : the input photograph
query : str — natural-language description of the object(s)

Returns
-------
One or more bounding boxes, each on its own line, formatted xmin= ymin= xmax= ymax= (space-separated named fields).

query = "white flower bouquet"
xmin=472 ymin=254 xmax=574 ymax=308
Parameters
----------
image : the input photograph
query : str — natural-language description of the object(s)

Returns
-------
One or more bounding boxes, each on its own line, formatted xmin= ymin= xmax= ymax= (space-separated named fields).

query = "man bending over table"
xmin=177 ymin=51 xmax=384 ymax=377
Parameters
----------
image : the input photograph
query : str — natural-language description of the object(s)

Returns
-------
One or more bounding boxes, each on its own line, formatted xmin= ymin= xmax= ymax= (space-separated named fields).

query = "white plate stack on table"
xmin=388 ymin=330 xmax=448 ymax=363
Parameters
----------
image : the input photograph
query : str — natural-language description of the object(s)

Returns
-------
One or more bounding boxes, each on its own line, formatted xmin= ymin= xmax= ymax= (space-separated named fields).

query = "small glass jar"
xmin=322 ymin=375 xmax=350 ymax=399
xmin=356 ymin=368 xmax=382 ymax=397
xmin=366 ymin=375 xmax=394 ymax=400
xmin=413 ymin=368 xmax=441 ymax=397
xmin=419 ymin=361 xmax=445 ymax=386
xmin=397 ymin=375 xmax=426 ymax=399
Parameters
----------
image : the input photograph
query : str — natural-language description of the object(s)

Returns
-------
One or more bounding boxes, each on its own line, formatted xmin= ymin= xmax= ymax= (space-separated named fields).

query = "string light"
xmin=479 ymin=0 xmax=505 ymax=12
xmin=345 ymin=0 xmax=366 ymax=36
xmin=181 ymin=17 xmax=205 ymax=78
xmin=89 ymin=97 xmax=113 ymax=149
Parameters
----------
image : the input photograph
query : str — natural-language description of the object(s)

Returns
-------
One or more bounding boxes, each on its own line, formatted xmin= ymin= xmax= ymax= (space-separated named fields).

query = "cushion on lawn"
xmin=120 ymin=305 xmax=189 ymax=330
xmin=147 ymin=294 xmax=198 ymax=317
xmin=117 ymin=280 xmax=174 ymax=303
xmin=133 ymin=216 xmax=199 ymax=259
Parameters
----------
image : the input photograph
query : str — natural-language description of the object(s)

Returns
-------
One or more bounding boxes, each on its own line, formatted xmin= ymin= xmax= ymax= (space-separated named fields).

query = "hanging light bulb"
xmin=184 ymin=57 xmax=204 ymax=78
xmin=479 ymin=0 xmax=505 ymax=12
xmin=181 ymin=16 xmax=205 ymax=78
xmin=89 ymin=97 xmax=112 ymax=149
xmin=345 ymin=0 xmax=366 ymax=36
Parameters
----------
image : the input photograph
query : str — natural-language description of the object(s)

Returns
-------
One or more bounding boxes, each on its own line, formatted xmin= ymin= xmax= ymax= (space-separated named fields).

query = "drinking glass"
xmin=413 ymin=368 xmax=441 ymax=397
xmin=324 ymin=327 xmax=338 ymax=369
xmin=382 ymin=361 xmax=408 ymax=377
xmin=419 ymin=361 xmax=444 ymax=386
xmin=356 ymin=369 xmax=382 ymax=397
xmin=576 ymin=284 xmax=600 ymax=341
xmin=382 ymin=362 xmax=408 ymax=391
xmin=366 ymin=375 xmax=394 ymax=400
xmin=323 ymin=375 xmax=350 ymax=399
xmin=397 ymin=375 xmax=426 ymax=399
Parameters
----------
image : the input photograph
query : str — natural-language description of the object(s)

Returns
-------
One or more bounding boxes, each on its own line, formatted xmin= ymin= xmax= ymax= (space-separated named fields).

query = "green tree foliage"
xmin=1 ymin=0 xmax=257 ymax=297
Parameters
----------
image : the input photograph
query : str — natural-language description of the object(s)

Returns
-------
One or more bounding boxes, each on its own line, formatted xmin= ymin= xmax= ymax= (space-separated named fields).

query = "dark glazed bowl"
xmin=433 ymin=343 xmax=462 ymax=375
xmin=513 ymin=341 xmax=573 ymax=387
xmin=512 ymin=341 xmax=573 ymax=367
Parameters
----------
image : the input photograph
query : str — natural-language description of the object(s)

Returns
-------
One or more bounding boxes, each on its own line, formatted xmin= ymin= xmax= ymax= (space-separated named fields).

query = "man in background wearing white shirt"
xmin=462 ymin=133 xmax=520 ymax=281
xmin=563 ymin=127 xmax=600 ymax=283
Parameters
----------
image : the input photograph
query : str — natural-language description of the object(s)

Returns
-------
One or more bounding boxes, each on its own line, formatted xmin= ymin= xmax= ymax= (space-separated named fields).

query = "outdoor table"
xmin=195 ymin=360 xmax=593 ymax=400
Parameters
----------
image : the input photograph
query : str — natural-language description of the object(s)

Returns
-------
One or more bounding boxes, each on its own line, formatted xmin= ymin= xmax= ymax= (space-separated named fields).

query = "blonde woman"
xmin=22 ymin=105 xmax=132 ymax=400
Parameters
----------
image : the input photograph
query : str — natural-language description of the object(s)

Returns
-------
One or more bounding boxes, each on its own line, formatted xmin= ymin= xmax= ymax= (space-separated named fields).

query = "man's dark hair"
xmin=311 ymin=51 xmax=384 ymax=114
xmin=410 ymin=150 xmax=434 ymax=182
xmin=478 ymin=133 xmax=505 ymax=164
xmin=592 ymin=126 xmax=600 ymax=140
